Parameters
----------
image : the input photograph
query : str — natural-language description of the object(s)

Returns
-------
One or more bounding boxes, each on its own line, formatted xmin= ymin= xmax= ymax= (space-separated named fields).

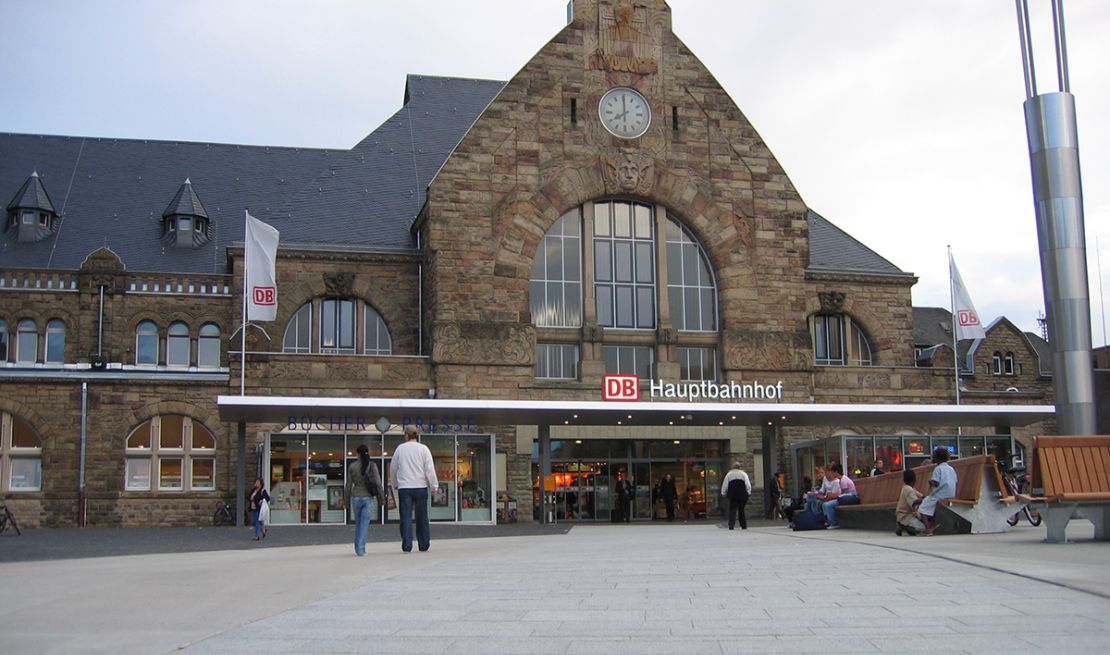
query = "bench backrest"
xmin=1031 ymin=435 xmax=1110 ymax=498
xmin=854 ymin=470 xmax=903 ymax=504
xmin=850 ymin=454 xmax=997 ymax=504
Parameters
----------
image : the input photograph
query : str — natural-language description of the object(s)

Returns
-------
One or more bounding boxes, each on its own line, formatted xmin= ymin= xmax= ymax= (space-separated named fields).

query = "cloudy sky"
xmin=2 ymin=1 xmax=1108 ymax=343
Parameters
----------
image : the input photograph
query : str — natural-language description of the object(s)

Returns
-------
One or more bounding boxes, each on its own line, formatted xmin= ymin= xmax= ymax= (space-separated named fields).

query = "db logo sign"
xmin=252 ymin=286 xmax=276 ymax=306
xmin=957 ymin=310 xmax=978 ymax=327
xmin=603 ymin=375 xmax=640 ymax=401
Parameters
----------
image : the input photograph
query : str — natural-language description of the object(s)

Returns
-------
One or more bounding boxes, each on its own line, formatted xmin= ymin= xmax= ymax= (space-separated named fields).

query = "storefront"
xmin=532 ymin=438 xmax=727 ymax=522
xmin=264 ymin=429 xmax=495 ymax=526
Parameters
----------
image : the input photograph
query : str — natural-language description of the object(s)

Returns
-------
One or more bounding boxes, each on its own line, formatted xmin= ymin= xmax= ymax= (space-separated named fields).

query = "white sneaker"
xmin=827 ymin=524 xmax=840 ymax=530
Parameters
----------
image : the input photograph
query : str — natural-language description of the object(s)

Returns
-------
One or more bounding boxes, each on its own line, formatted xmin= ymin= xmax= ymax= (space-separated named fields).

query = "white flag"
xmin=245 ymin=211 xmax=279 ymax=322
xmin=949 ymin=252 xmax=985 ymax=341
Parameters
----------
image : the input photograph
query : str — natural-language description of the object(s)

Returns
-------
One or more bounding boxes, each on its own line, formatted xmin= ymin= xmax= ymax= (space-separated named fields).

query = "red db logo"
xmin=603 ymin=375 xmax=640 ymax=401
xmin=253 ymin=286 xmax=276 ymax=306
xmin=957 ymin=310 xmax=978 ymax=327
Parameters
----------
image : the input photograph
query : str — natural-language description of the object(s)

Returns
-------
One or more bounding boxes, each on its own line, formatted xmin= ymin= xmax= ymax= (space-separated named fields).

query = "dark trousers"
xmin=728 ymin=496 xmax=748 ymax=530
xmin=664 ymin=499 xmax=676 ymax=521
xmin=619 ymin=498 xmax=631 ymax=522
xmin=398 ymin=487 xmax=430 ymax=552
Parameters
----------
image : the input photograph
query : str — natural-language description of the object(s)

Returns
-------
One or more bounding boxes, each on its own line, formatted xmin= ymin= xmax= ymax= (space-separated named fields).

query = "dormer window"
xmin=160 ymin=179 xmax=210 ymax=249
xmin=5 ymin=172 xmax=58 ymax=243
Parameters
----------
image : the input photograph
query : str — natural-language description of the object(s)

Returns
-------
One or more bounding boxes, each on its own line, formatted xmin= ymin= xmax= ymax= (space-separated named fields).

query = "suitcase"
xmin=792 ymin=510 xmax=827 ymax=531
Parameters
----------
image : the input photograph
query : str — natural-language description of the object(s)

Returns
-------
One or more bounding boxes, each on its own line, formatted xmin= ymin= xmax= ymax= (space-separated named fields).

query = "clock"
xmin=599 ymin=87 xmax=651 ymax=139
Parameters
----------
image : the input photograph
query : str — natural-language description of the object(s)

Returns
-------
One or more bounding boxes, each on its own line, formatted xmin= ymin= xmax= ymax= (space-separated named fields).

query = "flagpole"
xmin=948 ymin=245 xmax=961 ymax=408
xmin=240 ymin=209 xmax=249 ymax=396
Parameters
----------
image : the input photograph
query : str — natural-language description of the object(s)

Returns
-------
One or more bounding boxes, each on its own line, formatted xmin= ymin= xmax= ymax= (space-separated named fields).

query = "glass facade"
xmin=265 ymin=431 xmax=495 ymax=526
xmin=531 ymin=439 xmax=726 ymax=522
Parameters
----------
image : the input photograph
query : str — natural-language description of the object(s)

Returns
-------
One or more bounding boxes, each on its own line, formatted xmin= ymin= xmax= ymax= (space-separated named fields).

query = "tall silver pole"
xmin=1017 ymin=0 xmax=1097 ymax=435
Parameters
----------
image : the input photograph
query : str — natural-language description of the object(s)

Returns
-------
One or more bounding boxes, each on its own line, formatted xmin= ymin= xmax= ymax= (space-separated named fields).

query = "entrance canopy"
xmin=217 ymin=395 xmax=1054 ymax=429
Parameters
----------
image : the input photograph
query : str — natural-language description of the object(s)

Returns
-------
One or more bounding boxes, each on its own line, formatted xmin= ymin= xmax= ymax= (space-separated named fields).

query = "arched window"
xmin=283 ymin=303 xmax=312 ymax=353
xmin=530 ymin=208 xmax=583 ymax=327
xmin=198 ymin=323 xmax=221 ymax=368
xmin=166 ymin=322 xmax=190 ymax=367
xmin=136 ymin=321 xmax=159 ymax=365
xmin=1004 ymin=352 xmax=1015 ymax=376
xmin=363 ymin=306 xmax=392 ymax=355
xmin=992 ymin=352 xmax=1003 ymax=376
xmin=593 ymin=200 xmax=656 ymax=329
xmin=813 ymin=314 xmax=874 ymax=367
xmin=45 ymin=319 xmax=65 ymax=364
xmin=125 ymin=415 xmax=216 ymax=491
xmin=2 ymin=412 xmax=42 ymax=492
xmin=320 ymin=298 xmax=356 ymax=353
xmin=16 ymin=319 xmax=37 ymax=363
xmin=0 ymin=319 xmax=8 ymax=361
xmin=665 ymin=216 xmax=717 ymax=332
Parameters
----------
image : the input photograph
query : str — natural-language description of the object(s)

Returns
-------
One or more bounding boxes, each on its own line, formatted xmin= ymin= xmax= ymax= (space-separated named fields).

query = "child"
xmin=895 ymin=469 xmax=926 ymax=536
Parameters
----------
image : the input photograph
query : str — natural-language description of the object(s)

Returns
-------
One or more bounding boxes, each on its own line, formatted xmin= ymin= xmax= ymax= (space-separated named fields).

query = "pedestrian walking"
xmin=660 ymin=473 xmax=678 ymax=522
xmin=346 ymin=444 xmax=386 ymax=556
xmin=390 ymin=425 xmax=438 ymax=553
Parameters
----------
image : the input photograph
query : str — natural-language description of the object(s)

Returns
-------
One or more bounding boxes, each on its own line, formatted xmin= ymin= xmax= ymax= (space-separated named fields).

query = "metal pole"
xmin=538 ymin=425 xmax=551 ymax=524
xmin=1051 ymin=0 xmax=1071 ymax=92
xmin=1015 ymin=0 xmax=1037 ymax=100
xmin=761 ymin=423 xmax=775 ymax=519
xmin=78 ymin=381 xmax=88 ymax=527
xmin=236 ymin=421 xmax=246 ymax=527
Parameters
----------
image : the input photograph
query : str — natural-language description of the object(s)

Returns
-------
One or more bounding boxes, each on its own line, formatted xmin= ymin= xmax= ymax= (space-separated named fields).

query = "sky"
xmin=2 ymin=0 xmax=1108 ymax=344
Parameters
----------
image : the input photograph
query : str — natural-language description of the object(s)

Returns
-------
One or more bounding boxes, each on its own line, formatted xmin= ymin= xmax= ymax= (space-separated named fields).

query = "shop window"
xmin=536 ymin=343 xmax=579 ymax=379
xmin=283 ymin=303 xmax=312 ymax=353
xmin=136 ymin=321 xmax=159 ymax=365
xmin=530 ymin=209 xmax=583 ymax=327
xmin=363 ymin=306 xmax=392 ymax=355
xmin=665 ymin=216 xmax=717 ymax=332
xmin=678 ymin=346 xmax=716 ymax=381
xmin=16 ymin=319 xmax=37 ymax=363
xmin=166 ymin=322 xmax=190 ymax=367
xmin=1 ymin=412 xmax=42 ymax=492
xmin=602 ymin=345 xmax=654 ymax=378
xmin=45 ymin=319 xmax=65 ymax=364
xmin=198 ymin=323 xmax=221 ymax=368
xmin=124 ymin=415 xmax=216 ymax=492
xmin=594 ymin=200 xmax=656 ymax=329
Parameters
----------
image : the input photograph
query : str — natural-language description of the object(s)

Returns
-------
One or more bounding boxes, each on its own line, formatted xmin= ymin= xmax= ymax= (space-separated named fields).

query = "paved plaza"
xmin=2 ymin=521 xmax=1109 ymax=654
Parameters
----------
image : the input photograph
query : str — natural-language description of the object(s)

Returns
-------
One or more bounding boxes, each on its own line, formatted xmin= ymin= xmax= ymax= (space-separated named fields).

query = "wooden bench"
xmin=838 ymin=454 xmax=1020 ymax=533
xmin=1018 ymin=435 xmax=1110 ymax=543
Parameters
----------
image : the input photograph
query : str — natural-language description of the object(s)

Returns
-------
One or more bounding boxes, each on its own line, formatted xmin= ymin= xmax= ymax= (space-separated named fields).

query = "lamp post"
xmin=376 ymin=416 xmax=391 ymax=523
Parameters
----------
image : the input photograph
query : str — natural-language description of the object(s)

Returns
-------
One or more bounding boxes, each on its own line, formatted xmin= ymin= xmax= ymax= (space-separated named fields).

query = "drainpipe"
xmin=78 ymin=381 xmax=88 ymax=527
xmin=416 ymin=232 xmax=423 ymax=356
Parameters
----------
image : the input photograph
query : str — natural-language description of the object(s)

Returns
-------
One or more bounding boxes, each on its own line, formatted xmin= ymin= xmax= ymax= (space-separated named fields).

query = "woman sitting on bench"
xmin=895 ymin=469 xmax=925 ymax=536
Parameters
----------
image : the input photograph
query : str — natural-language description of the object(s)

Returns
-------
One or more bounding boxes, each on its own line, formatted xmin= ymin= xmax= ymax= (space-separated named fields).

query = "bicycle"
xmin=213 ymin=501 xmax=235 ymax=526
xmin=999 ymin=463 xmax=1042 ymax=527
xmin=0 ymin=495 xmax=22 ymax=536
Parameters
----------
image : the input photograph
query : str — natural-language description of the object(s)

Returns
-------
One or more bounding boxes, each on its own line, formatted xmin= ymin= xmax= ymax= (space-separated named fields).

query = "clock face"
xmin=599 ymin=87 xmax=651 ymax=139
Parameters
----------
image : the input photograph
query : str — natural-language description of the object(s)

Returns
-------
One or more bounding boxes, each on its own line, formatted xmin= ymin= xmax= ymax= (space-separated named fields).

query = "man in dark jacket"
xmin=719 ymin=462 xmax=752 ymax=530
xmin=660 ymin=474 xmax=679 ymax=522
xmin=614 ymin=471 xmax=634 ymax=523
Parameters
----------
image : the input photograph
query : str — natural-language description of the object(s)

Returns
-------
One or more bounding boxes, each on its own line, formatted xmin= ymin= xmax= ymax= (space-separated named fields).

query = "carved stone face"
xmin=617 ymin=157 xmax=640 ymax=191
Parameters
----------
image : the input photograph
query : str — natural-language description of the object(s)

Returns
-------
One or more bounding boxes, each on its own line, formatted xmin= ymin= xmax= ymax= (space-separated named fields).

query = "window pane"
xmin=614 ymin=242 xmax=632 ymax=282
xmin=192 ymin=422 xmax=215 ymax=449
xmin=198 ymin=332 xmax=220 ymax=368
xmin=615 ymin=286 xmax=634 ymax=327
xmin=666 ymin=242 xmax=681 ymax=283
xmin=9 ymin=458 xmax=41 ymax=491
xmin=634 ymin=347 xmax=654 ymax=378
xmin=339 ymin=300 xmax=355 ymax=351
xmin=11 ymin=416 xmax=39 ymax=448
xmin=127 ymin=420 xmax=152 ymax=449
xmin=45 ymin=319 xmax=65 ymax=363
xmin=167 ymin=322 xmax=189 ymax=366
xmin=634 ymin=204 xmax=652 ymax=238
xmin=594 ymin=242 xmax=612 ymax=282
xmin=322 ymin=300 xmax=337 ymax=348
xmin=547 ymin=282 xmax=565 ymax=326
xmin=565 ymin=283 xmax=582 ymax=327
xmin=700 ymin=289 xmax=716 ymax=331
xmin=545 ymin=236 xmax=563 ymax=279
xmin=596 ymin=286 xmax=613 ymax=326
xmin=593 ymin=203 xmax=610 ymax=236
xmin=603 ymin=346 xmax=618 ymax=373
xmin=137 ymin=321 xmax=158 ymax=365
xmin=613 ymin=202 xmax=631 ymax=237
xmin=530 ymin=281 xmax=547 ymax=324
xmin=636 ymin=287 xmax=655 ymax=328
xmin=828 ymin=317 xmax=843 ymax=360
xmin=159 ymin=458 xmax=183 ymax=490
xmin=564 ymin=240 xmax=581 ymax=282
xmin=635 ymin=242 xmax=653 ymax=283
xmin=126 ymin=459 xmax=151 ymax=491
xmin=684 ymin=288 xmax=699 ymax=330
xmin=283 ymin=304 xmax=312 ymax=353
xmin=161 ymin=415 xmax=184 ymax=449
xmin=191 ymin=459 xmax=215 ymax=490
xmin=17 ymin=319 xmax=36 ymax=363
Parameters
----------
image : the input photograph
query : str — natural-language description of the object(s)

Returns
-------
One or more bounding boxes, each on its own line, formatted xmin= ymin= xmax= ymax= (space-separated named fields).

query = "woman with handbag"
xmin=247 ymin=477 xmax=270 ymax=541
xmin=346 ymin=444 xmax=387 ymax=556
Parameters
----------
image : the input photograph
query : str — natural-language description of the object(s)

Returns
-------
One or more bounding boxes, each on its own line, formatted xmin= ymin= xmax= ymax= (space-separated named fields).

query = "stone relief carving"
xmin=323 ymin=272 xmax=355 ymax=297
xmin=724 ymin=328 xmax=810 ymax=371
xmin=818 ymin=291 xmax=846 ymax=313
xmin=589 ymin=3 xmax=661 ymax=74
xmin=432 ymin=321 xmax=534 ymax=366
xmin=601 ymin=149 xmax=655 ymax=196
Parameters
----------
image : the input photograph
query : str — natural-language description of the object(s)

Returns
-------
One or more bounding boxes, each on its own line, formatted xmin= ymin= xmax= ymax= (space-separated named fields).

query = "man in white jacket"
xmin=390 ymin=425 xmax=439 ymax=553
xmin=720 ymin=462 xmax=752 ymax=530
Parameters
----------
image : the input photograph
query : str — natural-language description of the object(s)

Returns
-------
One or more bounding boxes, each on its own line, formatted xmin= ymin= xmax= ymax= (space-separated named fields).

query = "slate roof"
xmin=5 ymin=172 xmax=56 ymax=213
xmin=2 ymin=74 xmax=905 ymax=279
xmin=807 ymin=210 xmax=909 ymax=276
xmin=913 ymin=307 xmax=953 ymax=347
xmin=0 ymin=75 xmax=505 ymax=274
xmin=162 ymin=179 xmax=209 ymax=219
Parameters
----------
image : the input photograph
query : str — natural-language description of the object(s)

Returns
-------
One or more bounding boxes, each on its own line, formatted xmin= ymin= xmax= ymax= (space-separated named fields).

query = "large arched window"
xmin=198 ymin=323 xmax=221 ymax=368
xmin=136 ymin=321 xmax=159 ymax=365
xmin=45 ymin=319 xmax=65 ymax=364
xmin=282 ymin=299 xmax=393 ymax=355
xmin=125 ymin=415 xmax=216 ymax=491
xmin=167 ymin=322 xmax=190 ymax=367
xmin=813 ymin=314 xmax=874 ymax=367
xmin=2 ymin=412 xmax=42 ymax=492
xmin=16 ymin=319 xmax=37 ymax=363
xmin=529 ymin=200 xmax=719 ymax=381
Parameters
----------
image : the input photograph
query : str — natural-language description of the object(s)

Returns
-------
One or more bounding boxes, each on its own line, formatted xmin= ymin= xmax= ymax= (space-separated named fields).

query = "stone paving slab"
xmin=2 ymin=522 xmax=1110 ymax=654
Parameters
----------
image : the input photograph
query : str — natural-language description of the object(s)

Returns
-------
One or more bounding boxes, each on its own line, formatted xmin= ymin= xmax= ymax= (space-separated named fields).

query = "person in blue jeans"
xmin=822 ymin=464 xmax=859 ymax=529
xmin=346 ymin=444 xmax=386 ymax=556
xmin=389 ymin=425 xmax=439 ymax=553
xmin=247 ymin=477 xmax=270 ymax=541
